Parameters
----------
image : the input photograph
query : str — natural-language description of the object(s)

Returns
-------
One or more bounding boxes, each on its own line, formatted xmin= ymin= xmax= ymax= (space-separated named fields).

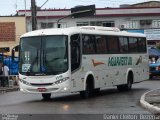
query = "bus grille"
xmin=27 ymin=88 xmax=59 ymax=92
xmin=30 ymin=83 xmax=53 ymax=86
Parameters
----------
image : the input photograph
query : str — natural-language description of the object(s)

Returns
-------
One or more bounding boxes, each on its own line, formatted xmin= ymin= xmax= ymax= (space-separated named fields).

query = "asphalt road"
xmin=0 ymin=79 xmax=160 ymax=120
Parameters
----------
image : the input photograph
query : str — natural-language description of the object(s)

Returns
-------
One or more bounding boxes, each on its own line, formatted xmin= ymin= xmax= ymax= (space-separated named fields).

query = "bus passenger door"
xmin=71 ymin=35 xmax=80 ymax=72
xmin=70 ymin=34 xmax=83 ymax=91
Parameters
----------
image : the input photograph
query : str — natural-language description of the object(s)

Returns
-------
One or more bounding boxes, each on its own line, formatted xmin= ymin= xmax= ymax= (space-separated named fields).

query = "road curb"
xmin=140 ymin=89 xmax=160 ymax=114
xmin=6 ymin=87 xmax=19 ymax=92
xmin=0 ymin=87 xmax=19 ymax=93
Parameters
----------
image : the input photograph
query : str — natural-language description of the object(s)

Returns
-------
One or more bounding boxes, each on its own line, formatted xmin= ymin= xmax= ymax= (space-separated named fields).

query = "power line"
xmin=40 ymin=0 xmax=49 ymax=8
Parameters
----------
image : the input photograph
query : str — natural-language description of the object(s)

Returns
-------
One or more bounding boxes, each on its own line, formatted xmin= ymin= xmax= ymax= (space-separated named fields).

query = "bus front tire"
xmin=94 ymin=88 xmax=100 ymax=95
xmin=80 ymin=86 xmax=90 ymax=99
xmin=80 ymin=82 xmax=93 ymax=99
xmin=42 ymin=93 xmax=51 ymax=100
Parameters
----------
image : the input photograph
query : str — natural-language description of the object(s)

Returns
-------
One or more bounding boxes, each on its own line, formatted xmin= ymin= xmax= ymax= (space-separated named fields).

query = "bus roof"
xmin=21 ymin=26 xmax=146 ymax=38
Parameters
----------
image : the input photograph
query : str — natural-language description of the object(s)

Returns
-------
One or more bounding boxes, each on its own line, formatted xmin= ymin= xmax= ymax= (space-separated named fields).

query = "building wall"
xmin=0 ymin=16 xmax=26 ymax=55
xmin=18 ymin=4 xmax=160 ymax=46
xmin=132 ymin=1 xmax=160 ymax=7
xmin=18 ymin=7 xmax=160 ymax=30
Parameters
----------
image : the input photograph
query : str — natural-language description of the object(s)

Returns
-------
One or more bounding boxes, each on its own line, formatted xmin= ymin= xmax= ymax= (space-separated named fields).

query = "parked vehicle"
xmin=149 ymin=58 xmax=160 ymax=79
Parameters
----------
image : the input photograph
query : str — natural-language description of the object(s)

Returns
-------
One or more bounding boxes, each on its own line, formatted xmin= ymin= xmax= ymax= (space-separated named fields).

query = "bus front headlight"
xmin=20 ymin=79 xmax=31 ymax=86
xmin=53 ymin=77 xmax=69 ymax=85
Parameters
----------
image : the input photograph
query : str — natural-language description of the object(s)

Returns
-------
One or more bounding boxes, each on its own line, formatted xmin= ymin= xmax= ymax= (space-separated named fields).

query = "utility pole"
xmin=31 ymin=0 xmax=49 ymax=30
xmin=31 ymin=0 xmax=37 ymax=30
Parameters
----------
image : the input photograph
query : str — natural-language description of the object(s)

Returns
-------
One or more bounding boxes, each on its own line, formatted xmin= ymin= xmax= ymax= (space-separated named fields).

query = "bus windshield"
xmin=19 ymin=35 xmax=68 ymax=76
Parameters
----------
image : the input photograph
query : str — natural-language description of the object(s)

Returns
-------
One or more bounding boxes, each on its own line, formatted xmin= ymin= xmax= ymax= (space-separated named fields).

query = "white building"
xmin=18 ymin=1 xmax=160 ymax=46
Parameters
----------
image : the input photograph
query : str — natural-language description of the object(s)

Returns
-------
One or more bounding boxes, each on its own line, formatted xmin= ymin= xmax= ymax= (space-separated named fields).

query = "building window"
xmin=102 ymin=21 xmax=115 ymax=27
xmin=90 ymin=21 xmax=102 ymax=26
xmin=58 ymin=23 xmax=67 ymax=28
xmin=48 ymin=23 xmax=54 ymax=28
xmin=77 ymin=21 xmax=115 ymax=27
xmin=90 ymin=21 xmax=115 ymax=27
xmin=125 ymin=21 xmax=139 ymax=29
xmin=77 ymin=22 xmax=89 ymax=26
xmin=152 ymin=20 xmax=160 ymax=28
xmin=140 ymin=20 xmax=152 ymax=26
xmin=41 ymin=23 xmax=47 ymax=29
xmin=41 ymin=22 xmax=54 ymax=29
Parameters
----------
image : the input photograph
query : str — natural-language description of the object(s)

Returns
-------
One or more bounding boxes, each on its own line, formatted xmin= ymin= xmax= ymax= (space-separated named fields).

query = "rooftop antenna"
xmin=14 ymin=0 xmax=18 ymax=14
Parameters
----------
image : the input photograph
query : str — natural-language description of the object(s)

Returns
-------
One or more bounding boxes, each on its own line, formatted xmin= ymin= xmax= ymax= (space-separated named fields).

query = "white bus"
xmin=17 ymin=26 xmax=149 ymax=99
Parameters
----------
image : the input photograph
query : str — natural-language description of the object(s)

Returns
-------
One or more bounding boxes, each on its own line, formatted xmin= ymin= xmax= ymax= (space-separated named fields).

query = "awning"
xmin=148 ymin=47 xmax=160 ymax=57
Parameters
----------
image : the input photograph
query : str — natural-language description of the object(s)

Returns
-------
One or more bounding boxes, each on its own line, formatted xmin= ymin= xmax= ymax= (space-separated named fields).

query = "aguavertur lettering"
xmin=108 ymin=57 xmax=132 ymax=67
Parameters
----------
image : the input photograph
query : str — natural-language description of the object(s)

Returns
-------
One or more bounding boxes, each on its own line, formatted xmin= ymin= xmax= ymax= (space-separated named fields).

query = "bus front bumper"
xmin=19 ymin=82 xmax=71 ymax=94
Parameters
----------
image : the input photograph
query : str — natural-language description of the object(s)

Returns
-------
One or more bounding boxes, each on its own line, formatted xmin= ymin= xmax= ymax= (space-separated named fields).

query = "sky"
xmin=0 ymin=0 xmax=160 ymax=15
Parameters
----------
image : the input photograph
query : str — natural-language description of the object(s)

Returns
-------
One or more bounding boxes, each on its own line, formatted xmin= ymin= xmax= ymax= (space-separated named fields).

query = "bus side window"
xmin=96 ymin=35 xmax=108 ymax=54
xmin=119 ymin=37 xmax=129 ymax=53
xmin=129 ymin=37 xmax=138 ymax=53
xmin=71 ymin=34 xmax=81 ymax=72
xmin=108 ymin=36 xmax=119 ymax=53
xmin=82 ymin=35 xmax=96 ymax=54
xmin=138 ymin=37 xmax=147 ymax=53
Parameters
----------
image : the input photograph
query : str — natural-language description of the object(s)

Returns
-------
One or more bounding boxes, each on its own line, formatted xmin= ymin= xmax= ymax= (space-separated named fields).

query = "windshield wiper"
xmin=36 ymin=49 xmax=39 ymax=66
xmin=25 ymin=49 xmax=39 ymax=74
xmin=43 ymin=49 xmax=46 ymax=65
xmin=52 ymin=58 xmax=61 ymax=61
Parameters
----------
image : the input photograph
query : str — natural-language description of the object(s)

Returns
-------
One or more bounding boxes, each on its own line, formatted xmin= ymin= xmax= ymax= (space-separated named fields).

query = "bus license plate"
xmin=38 ymin=88 xmax=47 ymax=92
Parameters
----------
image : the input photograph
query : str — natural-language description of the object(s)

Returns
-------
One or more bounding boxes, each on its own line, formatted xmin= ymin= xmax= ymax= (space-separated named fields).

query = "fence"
xmin=0 ymin=75 xmax=18 ymax=87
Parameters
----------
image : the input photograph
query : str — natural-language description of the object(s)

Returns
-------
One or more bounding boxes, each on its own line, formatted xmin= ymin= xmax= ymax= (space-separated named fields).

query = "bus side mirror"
xmin=12 ymin=45 xmax=19 ymax=62
xmin=14 ymin=45 xmax=19 ymax=52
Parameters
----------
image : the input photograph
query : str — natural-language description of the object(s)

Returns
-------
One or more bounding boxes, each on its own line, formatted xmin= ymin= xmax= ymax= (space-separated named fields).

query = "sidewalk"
xmin=140 ymin=89 xmax=160 ymax=114
xmin=0 ymin=86 xmax=19 ymax=93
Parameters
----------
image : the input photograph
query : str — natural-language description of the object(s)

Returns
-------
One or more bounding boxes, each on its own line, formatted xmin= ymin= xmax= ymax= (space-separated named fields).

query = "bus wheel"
xmin=94 ymin=88 xmax=100 ymax=95
xmin=80 ymin=82 xmax=93 ymax=99
xmin=117 ymin=74 xmax=133 ymax=91
xmin=42 ymin=93 xmax=51 ymax=100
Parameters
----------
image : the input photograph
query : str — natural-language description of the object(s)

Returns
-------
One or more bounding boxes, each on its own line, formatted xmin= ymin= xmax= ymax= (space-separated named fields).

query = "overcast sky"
xmin=0 ymin=0 xmax=160 ymax=15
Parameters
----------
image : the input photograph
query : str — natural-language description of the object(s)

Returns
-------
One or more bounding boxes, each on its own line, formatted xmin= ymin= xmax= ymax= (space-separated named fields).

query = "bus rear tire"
xmin=117 ymin=73 xmax=133 ymax=91
xmin=149 ymin=75 xmax=153 ymax=79
xmin=42 ymin=93 xmax=51 ymax=100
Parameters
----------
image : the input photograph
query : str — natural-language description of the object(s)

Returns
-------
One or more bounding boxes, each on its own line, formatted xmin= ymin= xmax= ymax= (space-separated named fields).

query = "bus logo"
xmin=108 ymin=57 xmax=132 ymax=67
xmin=92 ymin=59 xmax=105 ymax=67
xmin=136 ymin=56 xmax=142 ymax=65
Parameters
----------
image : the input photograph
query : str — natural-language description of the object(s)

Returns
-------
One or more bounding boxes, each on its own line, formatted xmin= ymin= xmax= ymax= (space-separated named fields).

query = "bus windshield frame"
xmin=19 ymin=35 xmax=68 ymax=76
